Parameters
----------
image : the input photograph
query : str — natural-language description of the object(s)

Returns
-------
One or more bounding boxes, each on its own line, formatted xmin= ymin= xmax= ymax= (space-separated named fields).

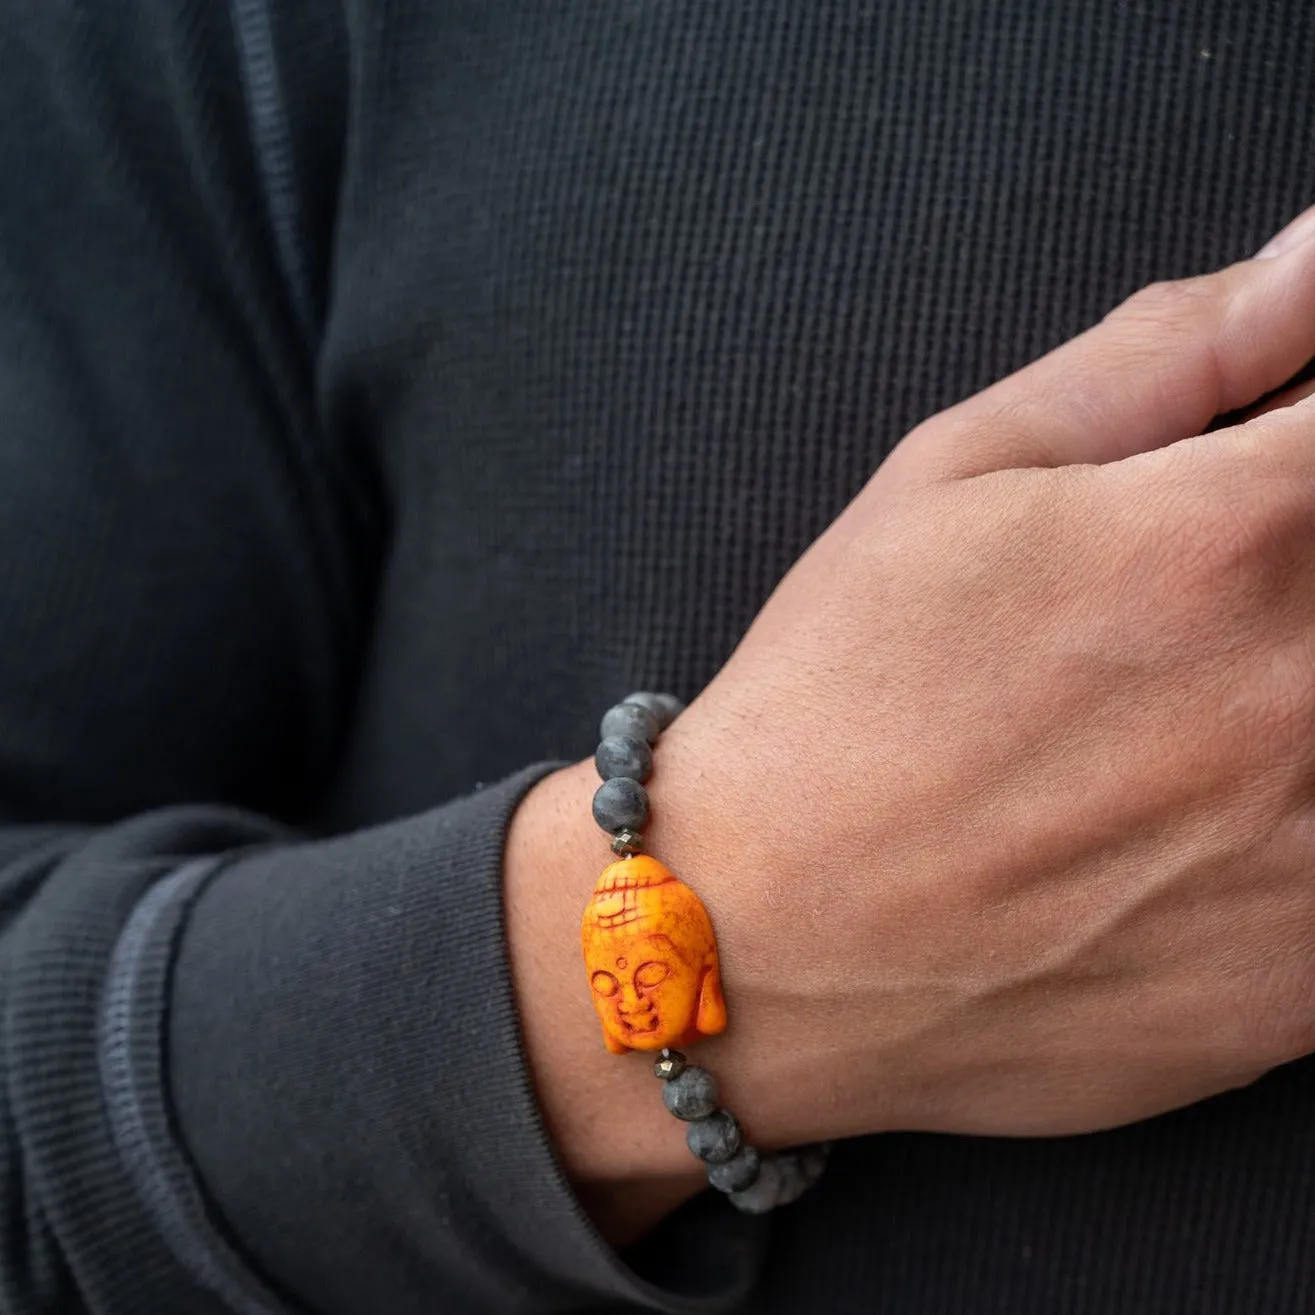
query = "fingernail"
xmin=1255 ymin=204 xmax=1315 ymax=258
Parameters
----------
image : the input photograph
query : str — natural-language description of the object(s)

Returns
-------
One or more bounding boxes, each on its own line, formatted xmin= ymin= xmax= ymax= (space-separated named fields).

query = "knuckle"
xmin=1112 ymin=275 xmax=1222 ymax=332
xmin=1101 ymin=277 xmax=1230 ymax=411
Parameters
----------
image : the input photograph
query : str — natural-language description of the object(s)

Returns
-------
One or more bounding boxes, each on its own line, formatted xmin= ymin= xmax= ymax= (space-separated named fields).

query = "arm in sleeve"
xmin=0 ymin=2 xmax=762 ymax=1312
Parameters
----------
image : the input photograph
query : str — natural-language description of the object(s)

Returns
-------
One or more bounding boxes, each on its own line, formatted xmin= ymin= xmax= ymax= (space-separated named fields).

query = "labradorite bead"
xmin=600 ymin=702 xmax=660 ymax=745
xmin=729 ymin=1154 xmax=784 ymax=1215
xmin=595 ymin=734 xmax=653 ymax=783
xmin=591 ymin=777 xmax=649 ymax=833
xmin=707 ymin=1145 xmax=761 ymax=1194
xmin=798 ymin=1144 xmax=831 ymax=1180
xmin=774 ymin=1153 xmax=808 ymax=1205
xmin=662 ymin=1065 xmax=717 ymax=1121
xmin=623 ymin=691 xmax=685 ymax=730
xmin=686 ymin=1110 xmax=741 ymax=1163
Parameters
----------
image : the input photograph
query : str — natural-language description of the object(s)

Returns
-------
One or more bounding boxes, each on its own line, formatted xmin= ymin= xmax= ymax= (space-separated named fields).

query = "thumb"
xmin=879 ymin=205 xmax=1315 ymax=489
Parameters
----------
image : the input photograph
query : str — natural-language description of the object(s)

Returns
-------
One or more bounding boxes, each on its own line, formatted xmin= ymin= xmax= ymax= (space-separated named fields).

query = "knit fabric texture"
xmin=2 ymin=1 xmax=1315 ymax=1312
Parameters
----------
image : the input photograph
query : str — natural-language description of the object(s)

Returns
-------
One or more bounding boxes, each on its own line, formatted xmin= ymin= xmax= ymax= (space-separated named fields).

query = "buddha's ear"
xmin=603 ymin=1027 xmax=630 ymax=1054
xmin=696 ymin=962 xmax=728 ymax=1036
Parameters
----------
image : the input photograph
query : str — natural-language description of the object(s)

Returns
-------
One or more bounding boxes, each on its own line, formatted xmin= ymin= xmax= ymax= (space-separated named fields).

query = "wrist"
xmin=637 ymin=710 xmax=822 ymax=1146
xmin=646 ymin=701 xmax=919 ymax=1145
xmin=505 ymin=699 xmax=865 ymax=1239
xmin=504 ymin=759 xmax=705 ymax=1239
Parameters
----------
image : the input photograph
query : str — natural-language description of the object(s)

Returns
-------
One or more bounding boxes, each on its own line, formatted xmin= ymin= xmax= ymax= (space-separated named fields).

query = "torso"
xmin=327 ymin=4 xmax=1315 ymax=1307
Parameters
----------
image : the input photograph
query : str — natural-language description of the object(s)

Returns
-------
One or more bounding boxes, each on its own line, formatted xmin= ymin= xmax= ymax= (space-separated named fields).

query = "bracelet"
xmin=581 ymin=692 xmax=829 ymax=1214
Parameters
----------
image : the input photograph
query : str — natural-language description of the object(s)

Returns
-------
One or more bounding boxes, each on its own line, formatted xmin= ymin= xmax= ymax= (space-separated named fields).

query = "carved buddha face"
xmin=581 ymin=856 xmax=727 ymax=1054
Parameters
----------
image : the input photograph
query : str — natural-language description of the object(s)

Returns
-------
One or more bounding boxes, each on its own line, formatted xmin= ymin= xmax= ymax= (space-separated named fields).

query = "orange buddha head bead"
xmin=580 ymin=854 xmax=727 ymax=1054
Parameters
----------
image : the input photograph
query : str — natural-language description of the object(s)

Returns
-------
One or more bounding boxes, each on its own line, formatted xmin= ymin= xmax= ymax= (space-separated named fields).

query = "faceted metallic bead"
xmin=653 ymin=1048 xmax=687 ymax=1081
xmin=610 ymin=828 xmax=644 ymax=856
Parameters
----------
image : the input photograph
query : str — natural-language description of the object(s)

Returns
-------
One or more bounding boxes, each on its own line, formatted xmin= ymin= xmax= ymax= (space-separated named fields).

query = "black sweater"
xmin=3 ymin=1 xmax=1315 ymax=1312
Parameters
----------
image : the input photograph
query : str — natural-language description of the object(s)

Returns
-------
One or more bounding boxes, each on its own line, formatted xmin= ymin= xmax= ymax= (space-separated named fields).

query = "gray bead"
xmin=623 ymin=692 xmax=685 ymax=730
xmin=592 ymin=778 xmax=649 ymax=833
xmin=707 ymin=1145 xmax=761 ymax=1194
xmin=773 ymin=1153 xmax=809 ymax=1205
xmin=783 ymin=1147 xmax=829 ymax=1202
xmin=662 ymin=1065 xmax=717 ymax=1121
xmin=729 ymin=1155 xmax=784 ymax=1215
xmin=595 ymin=734 xmax=653 ymax=783
xmin=686 ymin=1110 xmax=741 ymax=1163
xmin=600 ymin=702 xmax=660 ymax=745
xmin=796 ymin=1144 xmax=831 ymax=1181
xmin=653 ymin=1049 xmax=686 ymax=1081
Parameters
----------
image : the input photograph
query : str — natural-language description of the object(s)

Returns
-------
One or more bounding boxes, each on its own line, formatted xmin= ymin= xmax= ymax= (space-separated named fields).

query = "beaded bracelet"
xmin=581 ymin=691 xmax=829 ymax=1214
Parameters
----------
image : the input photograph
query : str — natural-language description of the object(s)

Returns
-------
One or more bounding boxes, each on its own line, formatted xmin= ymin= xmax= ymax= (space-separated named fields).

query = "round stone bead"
xmin=729 ymin=1154 xmax=784 ymax=1215
xmin=595 ymin=734 xmax=653 ymax=783
xmin=600 ymin=702 xmax=660 ymax=745
xmin=706 ymin=1145 xmax=761 ymax=1194
xmin=592 ymin=778 xmax=649 ymax=833
xmin=686 ymin=1110 xmax=741 ymax=1164
xmin=773 ymin=1153 xmax=809 ymax=1205
xmin=653 ymin=1049 xmax=687 ymax=1081
xmin=662 ymin=1065 xmax=717 ymax=1121
xmin=797 ymin=1144 xmax=831 ymax=1180
xmin=623 ymin=692 xmax=685 ymax=730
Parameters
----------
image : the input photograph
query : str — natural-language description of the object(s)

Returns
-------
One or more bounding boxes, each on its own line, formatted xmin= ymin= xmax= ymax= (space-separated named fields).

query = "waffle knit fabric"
xmin=2 ymin=1 xmax=1315 ymax=1312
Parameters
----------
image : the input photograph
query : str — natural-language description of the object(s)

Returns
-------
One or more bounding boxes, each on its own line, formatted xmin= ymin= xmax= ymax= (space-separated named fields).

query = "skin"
xmin=506 ymin=204 xmax=1315 ymax=1245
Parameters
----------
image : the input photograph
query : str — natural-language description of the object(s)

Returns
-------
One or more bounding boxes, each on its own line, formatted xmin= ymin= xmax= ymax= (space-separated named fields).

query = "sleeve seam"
xmin=98 ymin=854 xmax=296 ymax=1315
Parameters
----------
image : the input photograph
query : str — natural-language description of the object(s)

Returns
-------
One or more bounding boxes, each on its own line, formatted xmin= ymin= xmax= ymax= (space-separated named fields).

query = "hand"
xmin=649 ymin=204 xmax=1315 ymax=1149
xmin=506 ymin=206 xmax=1315 ymax=1243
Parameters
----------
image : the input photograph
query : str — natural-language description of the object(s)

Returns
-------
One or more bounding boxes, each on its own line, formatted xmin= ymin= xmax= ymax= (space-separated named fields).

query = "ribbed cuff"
xmin=5 ymin=806 xmax=283 ymax=1315
xmin=100 ymin=856 xmax=291 ymax=1315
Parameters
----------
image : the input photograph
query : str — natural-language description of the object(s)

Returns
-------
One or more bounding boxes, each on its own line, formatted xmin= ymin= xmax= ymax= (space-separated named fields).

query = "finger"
xmin=1211 ymin=348 xmax=1315 ymax=427
xmin=880 ymin=205 xmax=1315 ymax=487
xmin=1240 ymin=376 xmax=1315 ymax=423
xmin=1166 ymin=385 xmax=1315 ymax=523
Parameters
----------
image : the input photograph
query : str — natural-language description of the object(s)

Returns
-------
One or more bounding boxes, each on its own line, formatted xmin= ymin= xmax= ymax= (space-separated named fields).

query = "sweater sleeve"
xmin=0 ymin=2 xmax=763 ymax=1313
